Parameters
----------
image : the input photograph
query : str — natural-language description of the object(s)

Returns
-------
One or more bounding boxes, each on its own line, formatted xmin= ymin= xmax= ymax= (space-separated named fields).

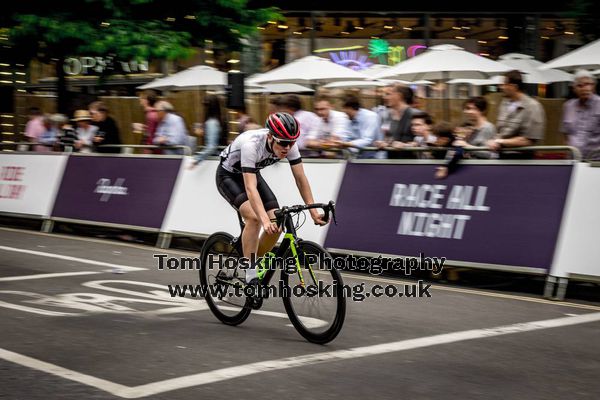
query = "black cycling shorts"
xmin=215 ymin=163 xmax=279 ymax=211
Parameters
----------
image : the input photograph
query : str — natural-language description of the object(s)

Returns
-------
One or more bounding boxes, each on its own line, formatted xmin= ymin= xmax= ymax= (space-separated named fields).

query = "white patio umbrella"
xmin=373 ymin=44 xmax=512 ymax=118
xmin=323 ymin=78 xmax=433 ymax=89
xmin=138 ymin=75 xmax=176 ymax=90
xmin=252 ymin=55 xmax=369 ymax=85
xmin=447 ymin=76 xmax=503 ymax=86
xmin=540 ymin=38 xmax=600 ymax=71
xmin=138 ymin=65 xmax=226 ymax=90
xmin=499 ymin=53 xmax=573 ymax=84
xmin=361 ymin=64 xmax=393 ymax=77
xmin=412 ymin=80 xmax=435 ymax=86
xmin=323 ymin=80 xmax=388 ymax=89
xmin=373 ymin=44 xmax=512 ymax=82
xmin=245 ymin=83 xmax=314 ymax=94
xmin=138 ymin=65 xmax=262 ymax=90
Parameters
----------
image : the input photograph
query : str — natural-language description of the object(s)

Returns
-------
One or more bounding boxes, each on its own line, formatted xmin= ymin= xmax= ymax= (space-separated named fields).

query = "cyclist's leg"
xmin=255 ymin=173 xmax=281 ymax=257
xmin=216 ymin=169 xmax=258 ymax=286
xmin=216 ymin=166 xmax=279 ymax=283
xmin=238 ymin=200 xmax=261 ymax=281
xmin=257 ymin=208 xmax=280 ymax=256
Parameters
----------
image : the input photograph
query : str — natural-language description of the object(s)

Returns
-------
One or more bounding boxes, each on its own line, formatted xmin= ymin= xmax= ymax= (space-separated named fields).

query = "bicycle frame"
xmin=201 ymin=201 xmax=343 ymax=343
xmin=230 ymin=211 xmax=317 ymax=288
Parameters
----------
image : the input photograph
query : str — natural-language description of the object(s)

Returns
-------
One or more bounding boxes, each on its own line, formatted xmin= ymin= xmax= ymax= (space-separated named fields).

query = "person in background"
xmin=410 ymin=112 xmax=437 ymax=150
xmin=52 ymin=114 xmax=78 ymax=152
xmin=560 ymin=70 xmax=600 ymax=160
xmin=309 ymin=96 xmax=351 ymax=151
xmin=455 ymin=97 xmax=496 ymax=159
xmin=374 ymin=83 xmax=417 ymax=159
xmin=279 ymin=94 xmax=320 ymax=156
xmin=268 ymin=96 xmax=283 ymax=114
xmin=72 ymin=109 xmax=98 ymax=153
xmin=24 ymin=107 xmax=47 ymax=152
xmin=89 ymin=101 xmax=122 ymax=153
xmin=411 ymin=95 xmax=425 ymax=110
xmin=154 ymin=101 xmax=188 ymax=155
xmin=487 ymin=70 xmax=545 ymax=158
xmin=191 ymin=95 xmax=226 ymax=165
xmin=236 ymin=105 xmax=260 ymax=133
xmin=433 ymin=122 xmax=470 ymax=179
xmin=431 ymin=122 xmax=456 ymax=156
xmin=38 ymin=114 xmax=59 ymax=150
xmin=138 ymin=90 xmax=159 ymax=153
xmin=372 ymin=86 xmax=389 ymax=133
xmin=338 ymin=94 xmax=380 ymax=158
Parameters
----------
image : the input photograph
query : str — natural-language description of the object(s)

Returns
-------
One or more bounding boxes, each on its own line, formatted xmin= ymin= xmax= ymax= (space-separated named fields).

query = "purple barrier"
xmin=52 ymin=156 xmax=182 ymax=229
xmin=325 ymin=162 xmax=573 ymax=271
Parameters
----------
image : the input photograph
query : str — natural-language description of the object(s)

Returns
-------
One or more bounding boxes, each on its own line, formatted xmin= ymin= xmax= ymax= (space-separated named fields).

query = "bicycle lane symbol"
xmin=0 ymin=280 xmax=207 ymax=317
xmin=0 ymin=280 xmax=329 ymax=326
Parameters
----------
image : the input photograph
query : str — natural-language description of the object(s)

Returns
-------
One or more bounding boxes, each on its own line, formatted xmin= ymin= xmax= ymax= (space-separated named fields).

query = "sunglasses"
xmin=273 ymin=137 xmax=296 ymax=148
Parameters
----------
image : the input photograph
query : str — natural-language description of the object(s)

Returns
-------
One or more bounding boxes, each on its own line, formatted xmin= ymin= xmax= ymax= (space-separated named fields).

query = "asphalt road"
xmin=1 ymin=228 xmax=599 ymax=399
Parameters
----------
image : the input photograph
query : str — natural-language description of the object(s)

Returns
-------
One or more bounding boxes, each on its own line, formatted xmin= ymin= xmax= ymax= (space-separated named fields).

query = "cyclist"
xmin=212 ymin=112 xmax=327 ymax=294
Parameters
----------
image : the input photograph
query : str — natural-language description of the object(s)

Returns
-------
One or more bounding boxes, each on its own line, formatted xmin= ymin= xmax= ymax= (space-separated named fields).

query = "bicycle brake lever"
xmin=326 ymin=201 xmax=337 ymax=225
xmin=274 ymin=209 xmax=284 ymax=227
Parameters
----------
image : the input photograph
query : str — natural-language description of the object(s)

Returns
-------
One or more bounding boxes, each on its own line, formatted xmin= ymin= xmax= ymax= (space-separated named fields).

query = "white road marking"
xmin=0 ymin=227 xmax=163 ymax=253
xmin=1 ymin=228 xmax=598 ymax=312
xmin=332 ymin=271 xmax=600 ymax=312
xmin=10 ymin=227 xmax=593 ymax=311
xmin=1 ymin=312 xmax=599 ymax=398
xmin=0 ymin=272 xmax=100 ymax=282
xmin=0 ymin=245 xmax=146 ymax=272
xmin=0 ymin=348 xmax=129 ymax=393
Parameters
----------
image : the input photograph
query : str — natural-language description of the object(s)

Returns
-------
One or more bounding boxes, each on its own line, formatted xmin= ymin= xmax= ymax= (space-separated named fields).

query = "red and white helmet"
xmin=265 ymin=112 xmax=300 ymax=140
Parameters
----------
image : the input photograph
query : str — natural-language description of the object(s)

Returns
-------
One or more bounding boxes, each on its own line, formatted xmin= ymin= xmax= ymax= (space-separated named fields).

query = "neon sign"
xmin=408 ymin=45 xmax=427 ymax=57
xmin=329 ymin=51 xmax=373 ymax=70
xmin=368 ymin=39 xmax=427 ymax=65
xmin=369 ymin=39 xmax=390 ymax=64
xmin=317 ymin=40 xmax=428 ymax=70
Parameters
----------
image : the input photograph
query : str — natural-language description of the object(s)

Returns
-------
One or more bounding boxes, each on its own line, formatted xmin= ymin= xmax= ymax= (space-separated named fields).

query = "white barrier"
xmin=161 ymin=158 xmax=347 ymax=245
xmin=0 ymin=154 xmax=68 ymax=218
xmin=551 ymin=163 xmax=600 ymax=280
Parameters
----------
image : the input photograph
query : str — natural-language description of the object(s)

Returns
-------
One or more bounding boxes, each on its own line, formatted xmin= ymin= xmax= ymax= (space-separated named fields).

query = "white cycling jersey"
xmin=219 ymin=128 xmax=302 ymax=173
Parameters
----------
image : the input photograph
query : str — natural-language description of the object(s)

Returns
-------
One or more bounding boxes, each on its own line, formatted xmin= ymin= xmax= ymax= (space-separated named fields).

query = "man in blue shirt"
xmin=153 ymin=101 xmax=189 ymax=155
xmin=335 ymin=94 xmax=381 ymax=158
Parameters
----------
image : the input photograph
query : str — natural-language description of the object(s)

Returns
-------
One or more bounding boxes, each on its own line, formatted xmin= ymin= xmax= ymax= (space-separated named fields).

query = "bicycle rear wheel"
xmin=282 ymin=240 xmax=346 ymax=344
xmin=199 ymin=232 xmax=252 ymax=325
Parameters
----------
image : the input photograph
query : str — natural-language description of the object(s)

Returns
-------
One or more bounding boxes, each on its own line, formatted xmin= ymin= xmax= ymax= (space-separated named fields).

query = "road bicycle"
xmin=199 ymin=201 xmax=346 ymax=344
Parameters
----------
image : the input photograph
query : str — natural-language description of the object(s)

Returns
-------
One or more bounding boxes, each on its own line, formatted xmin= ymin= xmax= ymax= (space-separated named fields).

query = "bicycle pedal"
xmin=245 ymin=278 xmax=268 ymax=309
xmin=249 ymin=296 xmax=263 ymax=310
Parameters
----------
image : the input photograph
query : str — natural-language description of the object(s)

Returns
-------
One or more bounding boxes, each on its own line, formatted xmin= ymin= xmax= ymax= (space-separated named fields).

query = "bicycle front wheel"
xmin=199 ymin=232 xmax=252 ymax=325
xmin=282 ymin=240 xmax=346 ymax=344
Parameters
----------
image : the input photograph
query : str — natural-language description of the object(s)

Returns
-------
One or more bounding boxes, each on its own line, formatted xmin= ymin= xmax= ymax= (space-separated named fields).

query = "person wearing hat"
xmin=50 ymin=113 xmax=78 ymax=152
xmin=73 ymin=109 xmax=98 ymax=153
